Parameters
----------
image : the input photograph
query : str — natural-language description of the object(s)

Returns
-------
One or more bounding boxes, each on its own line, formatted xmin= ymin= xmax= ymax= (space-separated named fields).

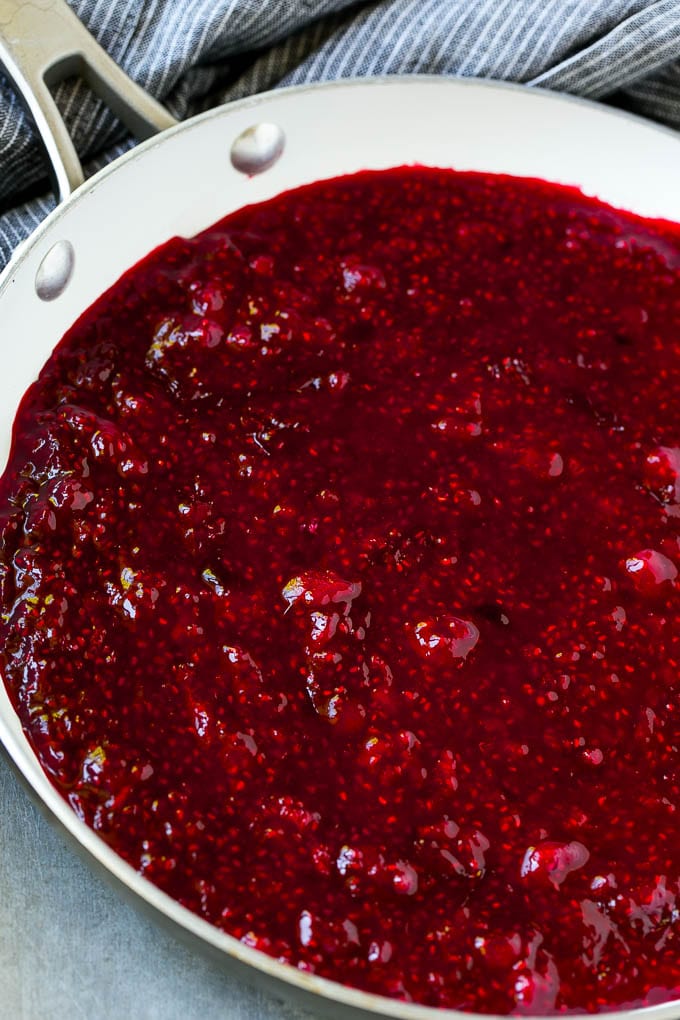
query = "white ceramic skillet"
xmin=1 ymin=2 xmax=680 ymax=1018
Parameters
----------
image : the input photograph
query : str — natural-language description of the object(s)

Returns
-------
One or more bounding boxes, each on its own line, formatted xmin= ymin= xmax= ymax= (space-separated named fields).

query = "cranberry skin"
xmin=481 ymin=934 xmax=522 ymax=972
xmin=335 ymin=843 xmax=420 ymax=900
xmin=429 ymin=749 xmax=459 ymax=799
xmin=624 ymin=549 xmax=678 ymax=594
xmin=325 ymin=692 xmax=367 ymax=736
xmin=513 ymin=961 xmax=560 ymax=1015
xmin=410 ymin=615 xmax=480 ymax=664
xmin=259 ymin=795 xmax=321 ymax=836
xmin=416 ymin=817 xmax=490 ymax=881
xmin=145 ymin=315 xmax=226 ymax=399
xmin=307 ymin=610 xmax=341 ymax=647
xmin=520 ymin=840 xmax=590 ymax=888
xmin=389 ymin=859 xmax=419 ymax=896
xmin=221 ymin=645 xmax=265 ymax=702
xmin=297 ymin=909 xmax=361 ymax=959
xmin=282 ymin=570 xmax=362 ymax=612
xmin=189 ymin=280 xmax=226 ymax=314
xmin=56 ymin=404 xmax=148 ymax=476
xmin=22 ymin=475 xmax=94 ymax=535
xmin=335 ymin=843 xmax=388 ymax=897
xmin=644 ymin=446 xmax=680 ymax=503
xmin=357 ymin=729 xmax=426 ymax=788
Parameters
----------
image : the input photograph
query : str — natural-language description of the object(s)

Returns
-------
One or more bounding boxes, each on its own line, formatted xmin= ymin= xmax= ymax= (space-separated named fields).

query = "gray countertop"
xmin=0 ymin=758 xmax=313 ymax=1020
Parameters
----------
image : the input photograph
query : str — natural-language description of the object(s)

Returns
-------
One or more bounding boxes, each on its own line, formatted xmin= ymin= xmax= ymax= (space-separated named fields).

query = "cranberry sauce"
xmin=1 ymin=168 xmax=679 ymax=1014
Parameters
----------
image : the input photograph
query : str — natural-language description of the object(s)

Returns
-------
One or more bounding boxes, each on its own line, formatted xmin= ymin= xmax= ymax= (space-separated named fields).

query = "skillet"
xmin=2 ymin=2 xmax=680 ymax=1018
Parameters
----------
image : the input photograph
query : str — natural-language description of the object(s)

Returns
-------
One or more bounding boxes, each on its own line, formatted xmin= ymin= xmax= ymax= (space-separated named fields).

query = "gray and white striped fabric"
xmin=2 ymin=0 xmax=680 ymax=270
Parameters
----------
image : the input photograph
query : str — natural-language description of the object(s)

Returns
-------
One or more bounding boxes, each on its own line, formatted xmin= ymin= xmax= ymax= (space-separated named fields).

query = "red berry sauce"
xmin=1 ymin=168 xmax=680 ymax=1014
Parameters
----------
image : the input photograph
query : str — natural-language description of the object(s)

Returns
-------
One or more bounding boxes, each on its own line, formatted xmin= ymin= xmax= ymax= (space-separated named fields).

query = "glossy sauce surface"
xmin=1 ymin=169 xmax=680 ymax=1014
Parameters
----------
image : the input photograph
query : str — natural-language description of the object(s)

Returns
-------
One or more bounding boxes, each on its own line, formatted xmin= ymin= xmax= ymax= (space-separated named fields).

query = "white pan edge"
xmin=1 ymin=76 xmax=680 ymax=1020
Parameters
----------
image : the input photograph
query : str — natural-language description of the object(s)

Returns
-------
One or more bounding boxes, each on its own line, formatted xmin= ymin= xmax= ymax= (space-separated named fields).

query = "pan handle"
xmin=0 ymin=0 xmax=177 ymax=203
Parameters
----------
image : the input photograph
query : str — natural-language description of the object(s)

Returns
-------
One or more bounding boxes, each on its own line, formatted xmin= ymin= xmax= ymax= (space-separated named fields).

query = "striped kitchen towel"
xmin=2 ymin=0 xmax=680 ymax=269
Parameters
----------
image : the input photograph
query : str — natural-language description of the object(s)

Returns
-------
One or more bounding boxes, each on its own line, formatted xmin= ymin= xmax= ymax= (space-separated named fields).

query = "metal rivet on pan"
xmin=230 ymin=123 xmax=285 ymax=176
xmin=35 ymin=240 xmax=75 ymax=301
